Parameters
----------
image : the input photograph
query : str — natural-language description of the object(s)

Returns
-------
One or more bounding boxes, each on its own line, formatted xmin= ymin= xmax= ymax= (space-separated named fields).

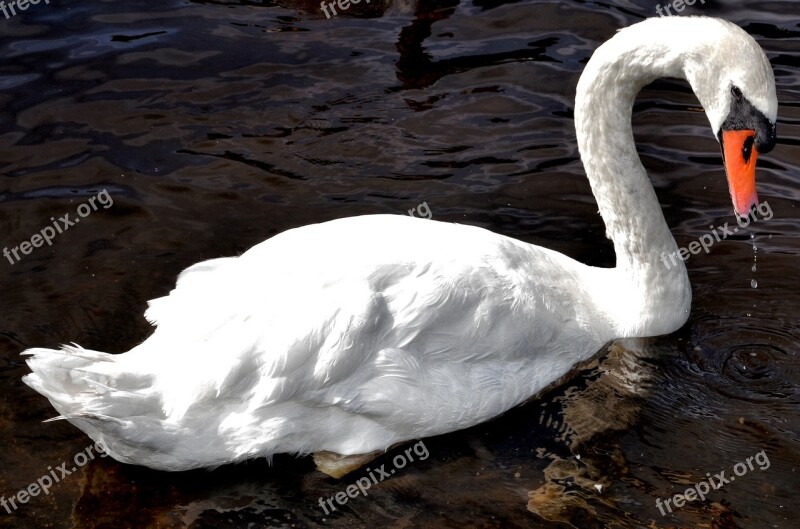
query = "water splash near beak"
xmin=751 ymin=233 xmax=758 ymax=289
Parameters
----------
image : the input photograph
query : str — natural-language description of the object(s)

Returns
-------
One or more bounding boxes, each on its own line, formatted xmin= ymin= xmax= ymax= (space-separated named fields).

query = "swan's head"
xmin=683 ymin=19 xmax=778 ymax=218
xmin=718 ymin=84 xmax=777 ymax=217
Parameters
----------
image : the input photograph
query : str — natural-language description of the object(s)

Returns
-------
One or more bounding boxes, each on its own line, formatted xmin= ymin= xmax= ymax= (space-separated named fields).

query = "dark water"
xmin=1 ymin=0 xmax=799 ymax=528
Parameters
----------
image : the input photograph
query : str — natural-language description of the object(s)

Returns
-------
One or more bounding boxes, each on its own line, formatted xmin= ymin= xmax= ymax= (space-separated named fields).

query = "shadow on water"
xmin=0 ymin=0 xmax=799 ymax=528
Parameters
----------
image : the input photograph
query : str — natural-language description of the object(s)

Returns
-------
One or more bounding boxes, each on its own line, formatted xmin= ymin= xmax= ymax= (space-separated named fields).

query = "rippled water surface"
xmin=1 ymin=1 xmax=799 ymax=528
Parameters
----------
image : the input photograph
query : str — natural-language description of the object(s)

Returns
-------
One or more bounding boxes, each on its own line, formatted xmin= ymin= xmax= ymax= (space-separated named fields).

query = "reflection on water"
xmin=527 ymin=340 xmax=654 ymax=526
xmin=1 ymin=0 xmax=799 ymax=528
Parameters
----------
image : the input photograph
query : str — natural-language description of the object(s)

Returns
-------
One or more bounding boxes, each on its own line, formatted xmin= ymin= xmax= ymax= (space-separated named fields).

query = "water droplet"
xmin=752 ymin=264 xmax=757 ymax=272
xmin=746 ymin=312 xmax=752 ymax=317
xmin=751 ymin=279 xmax=758 ymax=288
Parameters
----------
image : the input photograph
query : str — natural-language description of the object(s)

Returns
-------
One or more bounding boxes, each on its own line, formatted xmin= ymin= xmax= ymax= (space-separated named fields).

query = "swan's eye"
xmin=731 ymin=85 xmax=743 ymax=100
xmin=742 ymin=135 xmax=755 ymax=163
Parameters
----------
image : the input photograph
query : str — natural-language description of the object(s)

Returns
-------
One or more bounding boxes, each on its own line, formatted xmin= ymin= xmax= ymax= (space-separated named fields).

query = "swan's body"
xmin=23 ymin=16 xmax=777 ymax=475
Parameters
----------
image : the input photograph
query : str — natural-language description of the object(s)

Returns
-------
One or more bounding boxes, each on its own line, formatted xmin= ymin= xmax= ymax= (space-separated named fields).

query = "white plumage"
xmin=22 ymin=16 xmax=777 ymax=476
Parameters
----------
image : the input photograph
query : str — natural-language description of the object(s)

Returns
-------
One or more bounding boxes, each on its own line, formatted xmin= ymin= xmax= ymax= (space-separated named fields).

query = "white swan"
xmin=23 ymin=16 xmax=777 ymax=478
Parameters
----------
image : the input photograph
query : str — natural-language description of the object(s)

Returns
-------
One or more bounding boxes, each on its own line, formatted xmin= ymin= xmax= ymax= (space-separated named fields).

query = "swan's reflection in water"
xmin=529 ymin=338 xmax=741 ymax=528
xmin=526 ymin=325 xmax=792 ymax=529
xmin=528 ymin=339 xmax=657 ymax=526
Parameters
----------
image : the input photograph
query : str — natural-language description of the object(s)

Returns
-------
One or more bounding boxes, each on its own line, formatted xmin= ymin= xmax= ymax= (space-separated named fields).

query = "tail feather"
xmin=22 ymin=344 xmax=258 ymax=471
xmin=42 ymin=412 xmax=128 ymax=425
xmin=23 ymin=344 xmax=161 ymax=416
xmin=21 ymin=344 xmax=179 ymax=467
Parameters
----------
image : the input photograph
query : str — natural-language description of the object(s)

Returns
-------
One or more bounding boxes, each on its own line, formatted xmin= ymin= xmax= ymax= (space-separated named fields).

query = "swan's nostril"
xmin=742 ymin=136 xmax=755 ymax=163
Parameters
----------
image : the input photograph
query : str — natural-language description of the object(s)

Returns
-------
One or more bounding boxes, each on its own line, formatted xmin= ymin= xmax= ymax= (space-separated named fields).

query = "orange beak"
xmin=722 ymin=129 xmax=758 ymax=217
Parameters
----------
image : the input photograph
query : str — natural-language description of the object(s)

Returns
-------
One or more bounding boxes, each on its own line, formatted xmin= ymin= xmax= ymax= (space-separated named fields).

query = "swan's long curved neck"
xmin=575 ymin=29 xmax=692 ymax=336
